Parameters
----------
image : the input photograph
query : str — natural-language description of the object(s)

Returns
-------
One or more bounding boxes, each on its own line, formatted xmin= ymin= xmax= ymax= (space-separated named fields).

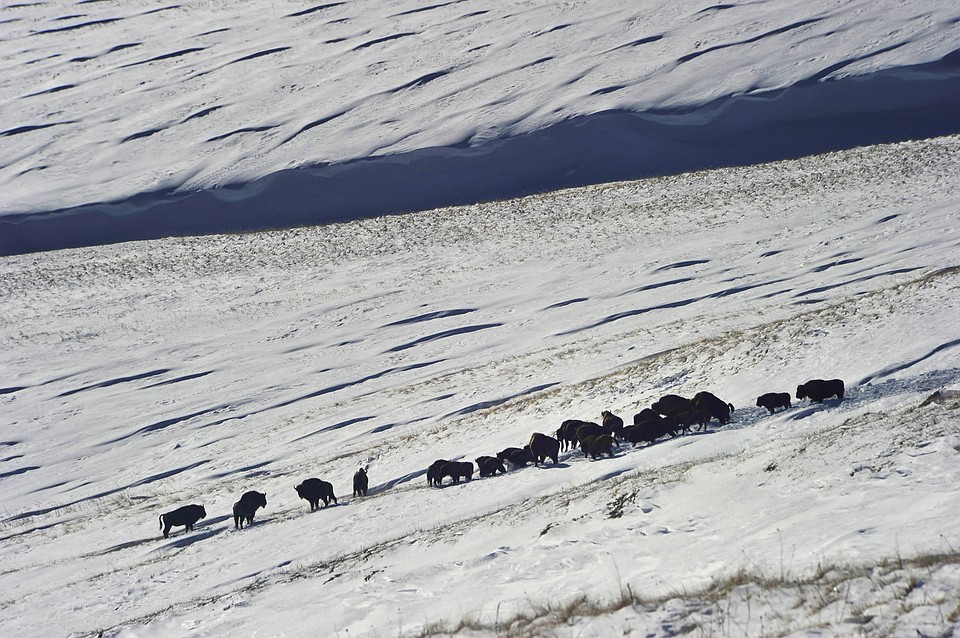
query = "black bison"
xmin=580 ymin=433 xmax=616 ymax=459
xmin=623 ymin=415 xmax=680 ymax=446
xmin=600 ymin=411 xmax=625 ymax=438
xmin=476 ymin=455 xmax=507 ymax=477
xmin=797 ymin=379 xmax=845 ymax=403
xmin=233 ymin=491 xmax=267 ymax=529
xmin=556 ymin=419 xmax=596 ymax=452
xmin=633 ymin=408 xmax=662 ymax=425
xmin=652 ymin=394 xmax=694 ymax=417
xmin=528 ymin=432 xmax=560 ymax=465
xmin=622 ymin=425 xmax=658 ymax=446
xmin=427 ymin=459 xmax=450 ymax=486
xmin=672 ymin=409 xmax=709 ymax=433
xmin=159 ymin=504 xmax=206 ymax=539
xmin=497 ymin=447 xmax=534 ymax=469
xmin=296 ymin=478 xmax=337 ymax=511
xmin=574 ymin=422 xmax=606 ymax=443
xmin=692 ymin=391 xmax=734 ymax=425
xmin=353 ymin=468 xmax=368 ymax=497
xmin=439 ymin=461 xmax=474 ymax=484
xmin=756 ymin=392 xmax=791 ymax=414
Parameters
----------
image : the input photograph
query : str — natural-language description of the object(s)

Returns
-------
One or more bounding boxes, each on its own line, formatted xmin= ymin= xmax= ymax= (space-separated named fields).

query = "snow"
xmin=1 ymin=0 xmax=960 ymax=253
xmin=3 ymin=132 xmax=960 ymax=636
xmin=3 ymin=1 xmax=960 ymax=637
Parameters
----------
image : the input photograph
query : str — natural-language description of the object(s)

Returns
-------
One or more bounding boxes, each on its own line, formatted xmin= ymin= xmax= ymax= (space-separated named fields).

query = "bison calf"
xmin=159 ymin=504 xmax=206 ymax=539
xmin=233 ymin=490 xmax=267 ymax=529
xmin=796 ymin=379 xmax=845 ymax=403
xmin=756 ymin=392 xmax=791 ymax=414
xmin=296 ymin=478 xmax=337 ymax=510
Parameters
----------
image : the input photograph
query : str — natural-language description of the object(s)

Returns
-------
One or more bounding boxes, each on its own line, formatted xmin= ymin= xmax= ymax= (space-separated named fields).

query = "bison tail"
xmin=728 ymin=403 xmax=735 ymax=413
xmin=159 ymin=515 xmax=163 ymax=530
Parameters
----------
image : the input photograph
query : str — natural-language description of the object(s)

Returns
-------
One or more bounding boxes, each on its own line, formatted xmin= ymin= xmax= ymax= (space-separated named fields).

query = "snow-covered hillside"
xmin=2 ymin=0 xmax=960 ymax=254
xmin=2 ymin=133 xmax=960 ymax=637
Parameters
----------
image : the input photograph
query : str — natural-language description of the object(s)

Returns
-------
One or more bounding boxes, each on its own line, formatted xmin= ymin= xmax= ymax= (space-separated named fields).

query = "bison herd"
xmin=424 ymin=379 xmax=845 ymax=488
xmin=158 ymin=378 xmax=844 ymax=537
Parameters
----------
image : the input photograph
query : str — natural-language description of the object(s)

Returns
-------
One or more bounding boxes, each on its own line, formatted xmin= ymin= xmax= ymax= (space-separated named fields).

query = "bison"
xmin=233 ymin=490 xmax=267 ymax=529
xmin=573 ymin=422 xmax=606 ymax=444
xmin=580 ymin=433 xmax=616 ymax=459
xmin=623 ymin=415 xmax=680 ymax=446
xmin=476 ymin=455 xmax=507 ymax=477
xmin=756 ymin=392 xmax=791 ymax=414
xmin=296 ymin=478 xmax=336 ymax=511
xmin=497 ymin=447 xmax=534 ymax=469
xmin=439 ymin=461 xmax=474 ymax=484
xmin=556 ymin=420 xmax=593 ymax=451
xmin=692 ymin=391 xmax=734 ymax=425
xmin=796 ymin=378 xmax=845 ymax=403
xmin=652 ymin=394 xmax=694 ymax=417
xmin=427 ymin=459 xmax=450 ymax=486
xmin=528 ymin=432 xmax=560 ymax=465
xmin=600 ymin=411 xmax=625 ymax=438
xmin=353 ymin=468 xmax=368 ymax=497
xmin=671 ymin=409 xmax=709 ymax=433
xmin=633 ymin=408 xmax=662 ymax=425
xmin=159 ymin=504 xmax=206 ymax=539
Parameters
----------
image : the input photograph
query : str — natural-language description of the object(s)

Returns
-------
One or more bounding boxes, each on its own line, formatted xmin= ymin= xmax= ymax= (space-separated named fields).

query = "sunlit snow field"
xmin=1 ymin=0 xmax=959 ymax=253
xmin=2 ymin=1 xmax=960 ymax=637
xmin=4 ymin=135 xmax=960 ymax=636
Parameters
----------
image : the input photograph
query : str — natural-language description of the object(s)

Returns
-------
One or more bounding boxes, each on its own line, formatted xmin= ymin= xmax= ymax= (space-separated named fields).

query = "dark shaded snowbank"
xmin=2 ymin=53 xmax=959 ymax=256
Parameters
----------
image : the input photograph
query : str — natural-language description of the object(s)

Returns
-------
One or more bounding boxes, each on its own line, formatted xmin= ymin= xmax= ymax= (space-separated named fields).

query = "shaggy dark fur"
xmin=623 ymin=415 xmax=680 ymax=446
xmin=652 ymin=394 xmax=694 ymax=417
xmin=671 ymin=409 xmax=709 ymax=433
xmin=573 ymin=422 xmax=606 ymax=444
xmin=296 ymin=478 xmax=337 ymax=511
xmin=796 ymin=378 xmax=845 ymax=403
xmin=353 ymin=468 xmax=368 ymax=497
xmin=633 ymin=408 xmax=661 ymax=425
xmin=439 ymin=461 xmax=474 ymax=484
xmin=600 ymin=411 xmax=625 ymax=438
xmin=502 ymin=447 xmax=535 ymax=469
xmin=528 ymin=432 xmax=560 ymax=465
xmin=475 ymin=455 xmax=507 ymax=477
xmin=427 ymin=459 xmax=450 ymax=486
xmin=692 ymin=391 xmax=735 ymax=425
xmin=556 ymin=419 xmax=595 ymax=451
xmin=756 ymin=392 xmax=791 ymax=414
xmin=233 ymin=491 xmax=267 ymax=529
xmin=159 ymin=504 xmax=206 ymax=539
xmin=580 ymin=433 xmax=616 ymax=459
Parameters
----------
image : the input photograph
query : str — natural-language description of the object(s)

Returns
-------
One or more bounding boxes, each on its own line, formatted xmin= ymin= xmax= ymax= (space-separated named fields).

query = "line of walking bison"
xmin=158 ymin=379 xmax=843 ymax=537
xmin=425 ymin=378 xmax=844 ymax=486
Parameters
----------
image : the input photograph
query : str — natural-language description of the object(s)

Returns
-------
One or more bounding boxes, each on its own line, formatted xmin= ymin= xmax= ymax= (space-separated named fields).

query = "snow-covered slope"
xmin=2 ymin=0 xmax=960 ymax=254
xmin=2 ymin=134 xmax=960 ymax=637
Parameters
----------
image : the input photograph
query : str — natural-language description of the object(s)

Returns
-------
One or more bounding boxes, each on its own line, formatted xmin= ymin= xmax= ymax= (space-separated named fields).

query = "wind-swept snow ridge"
xmin=1 ymin=0 xmax=960 ymax=254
